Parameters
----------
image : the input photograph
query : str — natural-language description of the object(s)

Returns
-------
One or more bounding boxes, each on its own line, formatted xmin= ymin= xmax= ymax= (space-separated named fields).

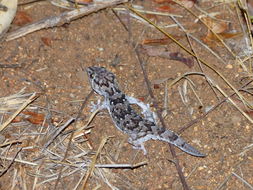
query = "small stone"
xmin=70 ymin=93 xmax=75 ymax=98
xmin=97 ymin=47 xmax=104 ymax=51
xmin=225 ymin=64 xmax=233 ymax=69
xmin=198 ymin=166 xmax=204 ymax=170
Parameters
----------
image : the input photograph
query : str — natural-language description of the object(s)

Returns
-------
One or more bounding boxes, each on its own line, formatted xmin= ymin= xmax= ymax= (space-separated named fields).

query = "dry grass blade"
xmin=232 ymin=172 xmax=253 ymax=189
xmin=114 ymin=7 xmax=183 ymax=17
xmin=114 ymin=7 xmax=192 ymax=189
xmin=127 ymin=5 xmax=253 ymax=124
xmin=81 ymin=136 xmax=111 ymax=189
xmin=0 ymin=92 xmax=38 ymax=132
xmin=74 ymin=108 xmax=99 ymax=135
xmin=172 ymin=0 xmax=248 ymax=72
xmin=6 ymin=0 xmax=128 ymax=41
xmin=0 ymin=148 xmax=22 ymax=177
xmin=237 ymin=0 xmax=253 ymax=67
xmin=43 ymin=117 xmax=75 ymax=148
xmin=0 ymin=140 xmax=21 ymax=147
xmin=47 ymin=159 xmax=147 ymax=169
xmin=169 ymin=71 xmax=253 ymax=123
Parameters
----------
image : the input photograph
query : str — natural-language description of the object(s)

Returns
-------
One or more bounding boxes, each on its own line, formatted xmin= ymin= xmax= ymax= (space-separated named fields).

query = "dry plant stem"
xmin=232 ymin=172 xmax=253 ymax=189
xmin=237 ymin=0 xmax=253 ymax=73
xmin=127 ymin=6 xmax=253 ymax=122
xmin=0 ymin=63 xmax=22 ymax=68
xmin=18 ymin=0 xmax=46 ymax=6
xmin=74 ymin=108 xmax=99 ymax=134
xmin=6 ymin=0 xmax=128 ymax=41
xmin=172 ymin=0 xmax=248 ymax=71
xmin=171 ymin=72 xmax=253 ymax=125
xmin=48 ymin=159 xmax=147 ymax=169
xmin=0 ymin=148 xmax=22 ymax=177
xmin=137 ymin=50 xmax=190 ymax=190
xmin=179 ymin=79 xmax=253 ymax=133
xmin=114 ymin=7 xmax=183 ymax=17
xmin=0 ymin=140 xmax=21 ymax=147
xmin=0 ymin=156 xmax=37 ymax=166
xmin=43 ymin=117 xmax=75 ymax=148
xmin=171 ymin=16 xmax=220 ymax=100
xmin=113 ymin=9 xmax=190 ymax=190
xmin=53 ymin=90 xmax=93 ymax=190
xmin=81 ymin=136 xmax=110 ymax=190
xmin=0 ymin=92 xmax=38 ymax=132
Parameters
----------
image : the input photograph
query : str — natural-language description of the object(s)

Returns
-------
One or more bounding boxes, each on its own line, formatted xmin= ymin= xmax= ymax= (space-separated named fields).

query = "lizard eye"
xmin=89 ymin=73 xmax=94 ymax=78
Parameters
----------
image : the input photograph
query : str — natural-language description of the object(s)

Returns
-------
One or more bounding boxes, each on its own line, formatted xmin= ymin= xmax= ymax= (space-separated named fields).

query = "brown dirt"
xmin=0 ymin=0 xmax=253 ymax=190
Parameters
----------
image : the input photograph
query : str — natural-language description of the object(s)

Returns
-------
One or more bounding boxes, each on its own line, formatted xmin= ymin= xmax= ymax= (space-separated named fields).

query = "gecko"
xmin=86 ymin=66 xmax=205 ymax=157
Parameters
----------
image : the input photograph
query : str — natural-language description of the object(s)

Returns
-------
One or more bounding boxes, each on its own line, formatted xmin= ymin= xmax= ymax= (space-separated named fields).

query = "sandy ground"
xmin=0 ymin=0 xmax=252 ymax=189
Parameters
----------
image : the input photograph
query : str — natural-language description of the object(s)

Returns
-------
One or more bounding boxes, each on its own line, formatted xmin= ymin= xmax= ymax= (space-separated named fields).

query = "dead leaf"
xmin=153 ymin=84 xmax=160 ymax=89
xmin=140 ymin=45 xmax=194 ymax=68
xmin=202 ymin=17 xmax=232 ymax=47
xmin=143 ymin=38 xmax=172 ymax=45
xmin=142 ymin=37 xmax=180 ymax=45
xmin=69 ymin=0 xmax=93 ymax=4
xmin=23 ymin=111 xmax=45 ymax=125
xmin=180 ymin=0 xmax=195 ymax=9
xmin=138 ymin=97 xmax=145 ymax=102
xmin=156 ymin=5 xmax=173 ymax=12
xmin=153 ymin=0 xmax=174 ymax=4
xmin=13 ymin=11 xmax=32 ymax=26
xmin=202 ymin=17 xmax=229 ymax=34
xmin=41 ymin=37 xmax=52 ymax=46
xmin=169 ymin=52 xmax=194 ymax=68
xmin=12 ymin=115 xmax=22 ymax=123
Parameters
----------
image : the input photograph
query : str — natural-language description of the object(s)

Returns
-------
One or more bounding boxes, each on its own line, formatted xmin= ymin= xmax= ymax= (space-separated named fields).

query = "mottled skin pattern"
xmin=87 ymin=66 xmax=205 ymax=157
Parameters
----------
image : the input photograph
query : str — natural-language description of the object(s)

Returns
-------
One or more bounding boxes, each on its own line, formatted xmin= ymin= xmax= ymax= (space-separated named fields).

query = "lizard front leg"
xmin=89 ymin=99 xmax=108 ymax=112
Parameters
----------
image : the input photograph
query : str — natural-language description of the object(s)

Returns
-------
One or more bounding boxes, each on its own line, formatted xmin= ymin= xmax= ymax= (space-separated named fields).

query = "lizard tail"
xmin=158 ymin=129 xmax=206 ymax=157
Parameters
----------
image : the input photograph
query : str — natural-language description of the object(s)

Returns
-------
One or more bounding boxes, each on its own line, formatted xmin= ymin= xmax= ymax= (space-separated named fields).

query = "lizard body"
xmin=86 ymin=66 xmax=205 ymax=157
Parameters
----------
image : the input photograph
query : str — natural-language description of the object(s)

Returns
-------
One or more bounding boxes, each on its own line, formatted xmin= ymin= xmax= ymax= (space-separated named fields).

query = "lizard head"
xmin=86 ymin=66 xmax=121 ymax=97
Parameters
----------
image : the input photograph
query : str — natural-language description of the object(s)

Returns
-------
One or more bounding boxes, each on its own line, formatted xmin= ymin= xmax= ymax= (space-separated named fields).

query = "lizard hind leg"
xmin=128 ymin=137 xmax=148 ymax=155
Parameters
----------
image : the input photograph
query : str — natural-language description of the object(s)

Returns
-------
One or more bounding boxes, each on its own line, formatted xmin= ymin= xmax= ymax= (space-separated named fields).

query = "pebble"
xmin=225 ymin=64 xmax=233 ymax=69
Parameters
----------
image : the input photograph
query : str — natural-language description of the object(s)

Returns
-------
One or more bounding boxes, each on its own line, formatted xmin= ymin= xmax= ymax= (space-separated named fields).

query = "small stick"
xmin=47 ymin=159 xmax=147 ymax=169
xmin=179 ymin=79 xmax=253 ymax=133
xmin=53 ymin=90 xmax=93 ymax=190
xmin=0 ymin=156 xmax=37 ymax=166
xmin=43 ymin=117 xmax=75 ymax=149
xmin=0 ymin=148 xmax=22 ymax=177
xmin=232 ymin=172 xmax=253 ymax=189
xmin=81 ymin=136 xmax=111 ymax=189
xmin=114 ymin=9 xmax=190 ymax=190
xmin=0 ymin=92 xmax=38 ymax=132
xmin=0 ymin=63 xmax=22 ymax=68
xmin=6 ymin=0 xmax=128 ymax=41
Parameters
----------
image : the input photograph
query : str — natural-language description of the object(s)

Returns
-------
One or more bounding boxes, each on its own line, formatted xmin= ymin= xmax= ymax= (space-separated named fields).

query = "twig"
xmin=81 ymin=136 xmax=111 ymax=189
xmin=48 ymin=159 xmax=147 ymax=169
xmin=0 ymin=92 xmax=38 ymax=132
xmin=114 ymin=7 xmax=183 ymax=17
xmin=6 ymin=0 xmax=128 ymax=41
xmin=0 ymin=63 xmax=22 ymax=68
xmin=0 ymin=156 xmax=37 ymax=166
xmin=232 ymin=172 xmax=253 ymax=189
xmin=0 ymin=148 xmax=22 ymax=177
xmin=0 ymin=140 xmax=21 ymax=147
xmin=113 ymin=10 xmax=191 ymax=190
xmin=53 ymin=90 xmax=93 ymax=190
xmin=179 ymin=79 xmax=253 ymax=133
xmin=43 ymin=117 xmax=75 ymax=149
xmin=127 ymin=5 xmax=253 ymax=124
